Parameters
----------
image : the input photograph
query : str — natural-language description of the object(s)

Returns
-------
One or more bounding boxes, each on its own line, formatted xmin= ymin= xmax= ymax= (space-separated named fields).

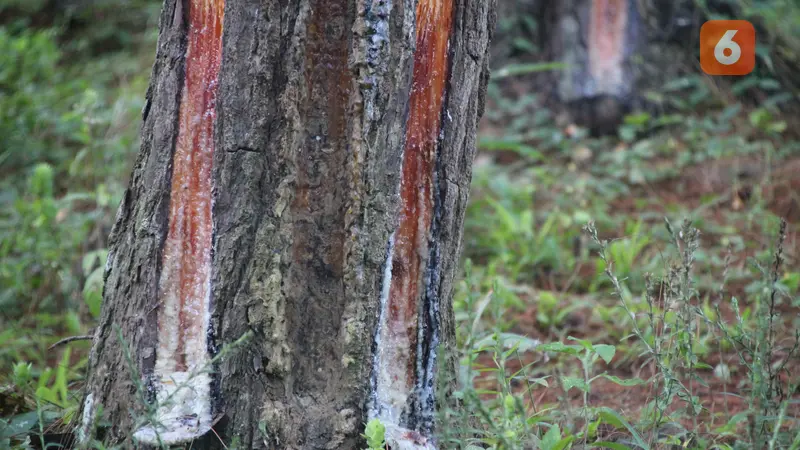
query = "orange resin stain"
xmin=588 ymin=0 xmax=628 ymax=93
xmin=381 ymin=0 xmax=454 ymax=408
xmin=156 ymin=0 xmax=224 ymax=374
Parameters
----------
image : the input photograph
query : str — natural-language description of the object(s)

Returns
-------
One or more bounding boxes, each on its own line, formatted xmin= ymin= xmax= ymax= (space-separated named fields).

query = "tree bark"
xmin=79 ymin=0 xmax=495 ymax=448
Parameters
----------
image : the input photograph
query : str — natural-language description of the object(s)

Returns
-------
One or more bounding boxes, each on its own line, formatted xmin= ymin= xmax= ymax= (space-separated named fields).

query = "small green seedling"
xmin=362 ymin=418 xmax=386 ymax=450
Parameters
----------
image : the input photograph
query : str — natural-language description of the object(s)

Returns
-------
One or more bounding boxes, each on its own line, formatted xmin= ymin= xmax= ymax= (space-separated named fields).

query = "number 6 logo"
xmin=714 ymin=30 xmax=741 ymax=65
xmin=700 ymin=20 xmax=755 ymax=75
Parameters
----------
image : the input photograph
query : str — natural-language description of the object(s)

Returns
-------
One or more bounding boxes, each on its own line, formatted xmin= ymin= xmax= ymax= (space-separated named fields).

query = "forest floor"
xmin=452 ymin=74 xmax=800 ymax=447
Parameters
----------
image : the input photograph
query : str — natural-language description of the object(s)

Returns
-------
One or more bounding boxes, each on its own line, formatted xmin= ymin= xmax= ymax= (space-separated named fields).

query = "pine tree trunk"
xmin=79 ymin=0 xmax=495 ymax=448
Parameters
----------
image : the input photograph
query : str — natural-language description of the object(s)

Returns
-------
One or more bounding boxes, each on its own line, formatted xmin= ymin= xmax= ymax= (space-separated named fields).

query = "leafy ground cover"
xmin=1 ymin=2 xmax=159 ymax=447
xmin=444 ymin=9 xmax=800 ymax=444
xmin=447 ymin=89 xmax=800 ymax=448
xmin=1 ymin=1 xmax=798 ymax=449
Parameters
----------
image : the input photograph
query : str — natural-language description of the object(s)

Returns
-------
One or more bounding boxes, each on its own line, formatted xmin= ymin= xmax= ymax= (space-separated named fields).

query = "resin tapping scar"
xmin=371 ymin=0 xmax=454 ymax=447
xmin=133 ymin=0 xmax=224 ymax=444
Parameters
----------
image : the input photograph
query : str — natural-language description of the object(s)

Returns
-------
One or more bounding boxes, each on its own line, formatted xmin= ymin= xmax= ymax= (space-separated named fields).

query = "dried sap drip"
xmin=588 ymin=0 xmax=628 ymax=93
xmin=140 ymin=0 xmax=223 ymax=442
xmin=374 ymin=0 xmax=454 ymax=423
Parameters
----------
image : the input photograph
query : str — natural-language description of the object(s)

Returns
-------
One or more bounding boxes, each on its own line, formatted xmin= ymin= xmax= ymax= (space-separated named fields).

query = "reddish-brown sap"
xmin=380 ymin=0 xmax=454 ymax=413
xmin=156 ymin=0 xmax=224 ymax=374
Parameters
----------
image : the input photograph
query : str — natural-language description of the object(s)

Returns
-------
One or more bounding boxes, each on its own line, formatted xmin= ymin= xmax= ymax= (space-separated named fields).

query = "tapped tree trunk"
xmin=79 ymin=0 xmax=495 ymax=448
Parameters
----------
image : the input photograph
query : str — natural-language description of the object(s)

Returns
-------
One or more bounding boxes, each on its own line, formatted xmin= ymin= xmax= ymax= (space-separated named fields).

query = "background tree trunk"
xmin=540 ymin=0 xmax=706 ymax=134
xmin=80 ymin=0 xmax=495 ymax=448
xmin=491 ymin=0 xmax=703 ymax=134
xmin=540 ymin=0 xmax=642 ymax=134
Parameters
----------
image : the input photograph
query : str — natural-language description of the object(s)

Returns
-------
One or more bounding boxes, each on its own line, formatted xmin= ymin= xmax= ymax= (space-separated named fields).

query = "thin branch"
xmin=48 ymin=334 xmax=94 ymax=350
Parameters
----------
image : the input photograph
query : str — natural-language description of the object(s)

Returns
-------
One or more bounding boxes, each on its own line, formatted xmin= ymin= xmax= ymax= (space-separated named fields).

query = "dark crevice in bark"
xmin=229 ymin=146 xmax=263 ymax=153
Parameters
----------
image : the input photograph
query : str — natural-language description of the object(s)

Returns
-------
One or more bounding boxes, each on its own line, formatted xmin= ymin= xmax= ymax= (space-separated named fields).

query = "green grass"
xmin=445 ymin=2 xmax=800 ymax=444
xmin=443 ymin=18 xmax=800 ymax=445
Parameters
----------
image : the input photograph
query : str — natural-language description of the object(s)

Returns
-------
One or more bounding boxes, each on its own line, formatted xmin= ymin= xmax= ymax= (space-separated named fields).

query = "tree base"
xmin=132 ymin=372 xmax=213 ymax=446
xmin=384 ymin=424 xmax=437 ymax=450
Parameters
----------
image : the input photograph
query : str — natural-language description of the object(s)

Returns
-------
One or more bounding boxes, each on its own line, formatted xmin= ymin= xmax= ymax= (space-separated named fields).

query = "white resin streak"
xmin=371 ymin=232 xmax=398 ymax=422
xmin=371 ymin=234 xmax=438 ymax=450
xmin=134 ymin=180 xmax=214 ymax=445
xmin=134 ymin=213 xmax=214 ymax=444
xmin=78 ymin=393 xmax=95 ymax=445
xmin=384 ymin=424 xmax=437 ymax=450
xmin=133 ymin=372 xmax=213 ymax=445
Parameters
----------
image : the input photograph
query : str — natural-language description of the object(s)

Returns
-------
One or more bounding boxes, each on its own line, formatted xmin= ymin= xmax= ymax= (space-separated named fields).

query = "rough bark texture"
xmin=81 ymin=0 xmax=495 ymax=448
xmin=78 ymin=0 xmax=186 ymax=443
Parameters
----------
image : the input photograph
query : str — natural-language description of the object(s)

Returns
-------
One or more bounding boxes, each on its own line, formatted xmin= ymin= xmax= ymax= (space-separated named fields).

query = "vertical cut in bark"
xmin=372 ymin=0 xmax=453 ymax=445
xmin=588 ymin=0 xmax=628 ymax=97
xmin=544 ymin=0 xmax=640 ymax=134
xmin=133 ymin=0 xmax=224 ymax=444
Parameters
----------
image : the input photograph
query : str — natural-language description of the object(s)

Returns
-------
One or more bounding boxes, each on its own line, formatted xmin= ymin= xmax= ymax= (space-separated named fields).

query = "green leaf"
xmin=594 ymin=345 xmax=616 ymax=364
xmin=619 ymin=125 xmax=637 ymax=142
xmin=553 ymin=436 xmax=574 ymax=450
xmin=591 ymin=442 xmax=634 ymax=450
xmin=561 ymin=376 xmax=589 ymax=393
xmin=587 ymin=417 xmax=601 ymax=439
xmin=363 ymin=419 xmax=385 ymax=449
xmin=526 ymin=377 xmax=550 ymax=388
xmin=29 ymin=163 xmax=55 ymax=198
xmin=526 ymin=415 xmax=549 ymax=427
xmin=83 ymin=266 xmax=104 ymax=319
xmin=540 ymin=424 xmax=562 ymax=450
xmin=726 ymin=411 xmax=749 ymax=426
xmin=493 ymin=62 xmax=567 ymax=79
xmin=538 ymin=342 xmax=582 ymax=357
xmin=12 ymin=362 xmax=33 ymax=387
xmin=478 ymin=139 xmax=543 ymax=161
xmin=567 ymin=336 xmax=594 ymax=352
xmin=623 ymin=112 xmax=651 ymax=126
xmin=474 ymin=333 xmax=541 ymax=353
xmin=35 ymin=386 xmax=59 ymax=406
xmin=82 ymin=252 xmax=99 ymax=276
xmin=598 ymin=374 xmax=645 ymax=387
xmin=56 ymin=347 xmax=71 ymax=406
xmin=597 ymin=407 xmax=649 ymax=450
xmin=1 ymin=412 xmax=38 ymax=438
